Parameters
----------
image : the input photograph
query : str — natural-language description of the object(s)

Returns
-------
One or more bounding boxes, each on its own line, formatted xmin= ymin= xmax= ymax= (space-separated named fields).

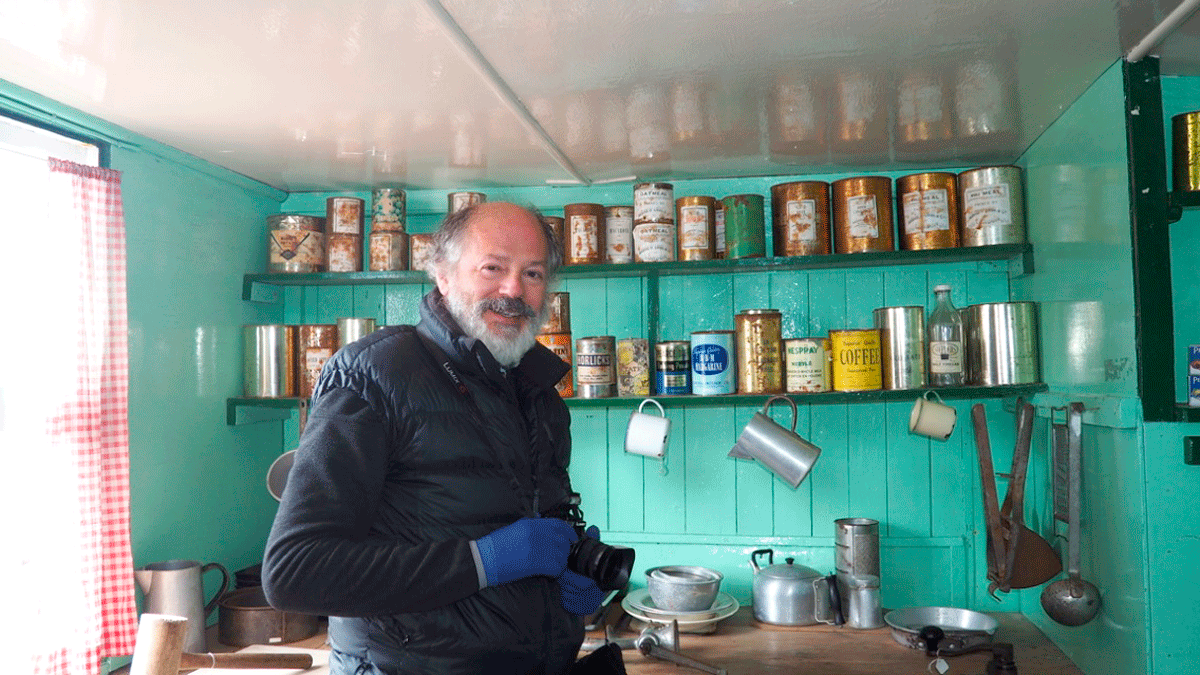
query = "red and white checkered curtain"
xmin=26 ymin=159 xmax=139 ymax=675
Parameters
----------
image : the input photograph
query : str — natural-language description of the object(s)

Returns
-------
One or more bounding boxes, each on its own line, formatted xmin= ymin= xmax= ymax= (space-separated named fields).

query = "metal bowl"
xmin=645 ymin=565 xmax=723 ymax=612
xmin=884 ymin=606 xmax=999 ymax=654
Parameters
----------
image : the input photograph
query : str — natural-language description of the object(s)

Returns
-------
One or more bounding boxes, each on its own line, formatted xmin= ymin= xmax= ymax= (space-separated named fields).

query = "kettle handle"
xmin=750 ymin=548 xmax=774 ymax=572
xmin=761 ymin=395 xmax=798 ymax=432
xmin=201 ymin=562 xmax=230 ymax=619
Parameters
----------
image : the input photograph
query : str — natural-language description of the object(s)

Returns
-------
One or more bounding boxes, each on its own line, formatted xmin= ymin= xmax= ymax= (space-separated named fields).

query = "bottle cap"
xmin=934 ymin=284 xmax=951 ymax=292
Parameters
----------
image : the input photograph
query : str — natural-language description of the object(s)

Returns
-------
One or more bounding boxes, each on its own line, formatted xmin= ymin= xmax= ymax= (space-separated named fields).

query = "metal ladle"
xmin=1041 ymin=402 xmax=1101 ymax=626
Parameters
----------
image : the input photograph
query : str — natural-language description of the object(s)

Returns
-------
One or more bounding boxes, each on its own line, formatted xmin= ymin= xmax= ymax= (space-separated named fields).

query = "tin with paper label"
xmin=690 ymin=330 xmax=735 ymax=395
xmin=655 ymin=341 xmax=691 ymax=395
xmin=448 ymin=191 xmax=485 ymax=214
xmin=676 ymin=196 xmax=716 ymax=261
xmin=371 ymin=188 xmax=406 ymax=232
xmin=896 ymin=172 xmax=959 ymax=250
xmin=540 ymin=292 xmax=571 ymax=334
xmin=830 ymin=328 xmax=882 ymax=392
xmin=618 ymin=338 xmax=650 ymax=397
xmin=576 ymin=336 xmax=616 ymax=398
xmin=832 ymin=176 xmax=894 ymax=253
xmin=565 ymin=203 xmax=605 ymax=265
xmin=771 ymin=181 xmax=831 ymax=256
xmin=327 ymin=196 xmax=364 ymax=235
xmin=784 ymin=337 xmax=831 ymax=393
xmin=958 ymin=166 xmax=1026 ymax=246
xmin=268 ymin=214 xmax=325 ymax=273
xmin=605 ymin=206 xmax=634 ymax=263
xmin=633 ymin=222 xmax=676 ymax=262
xmin=536 ymin=333 xmax=574 ymax=398
xmin=634 ymin=182 xmax=675 ymax=224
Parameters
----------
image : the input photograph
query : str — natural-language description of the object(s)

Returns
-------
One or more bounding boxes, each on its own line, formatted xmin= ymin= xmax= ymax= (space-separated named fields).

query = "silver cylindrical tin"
xmin=371 ymin=188 xmax=407 ymax=232
xmin=784 ymin=337 xmax=831 ymax=393
xmin=840 ymin=574 xmax=885 ymax=630
xmin=575 ymin=336 xmax=616 ymax=398
xmin=957 ymin=165 xmax=1026 ymax=246
xmin=835 ymin=517 xmax=881 ymax=578
xmin=633 ymin=182 xmax=675 ymax=224
xmin=337 ymin=317 xmax=378 ymax=349
xmin=605 ymin=205 xmax=635 ymax=263
xmin=965 ymin=302 xmax=1040 ymax=385
xmin=655 ymin=340 xmax=691 ymax=395
xmin=872 ymin=306 xmax=927 ymax=390
xmin=268 ymin=214 xmax=325 ymax=273
xmin=243 ymin=324 xmax=297 ymax=398
xmin=690 ymin=330 xmax=735 ymax=395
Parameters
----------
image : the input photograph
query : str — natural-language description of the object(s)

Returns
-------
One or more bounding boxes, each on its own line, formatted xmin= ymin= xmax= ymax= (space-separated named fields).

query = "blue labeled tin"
xmin=691 ymin=330 xmax=736 ymax=395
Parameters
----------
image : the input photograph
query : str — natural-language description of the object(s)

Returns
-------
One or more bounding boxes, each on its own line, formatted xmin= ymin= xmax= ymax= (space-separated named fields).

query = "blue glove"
xmin=474 ymin=517 xmax=578 ymax=587
xmin=557 ymin=525 xmax=605 ymax=615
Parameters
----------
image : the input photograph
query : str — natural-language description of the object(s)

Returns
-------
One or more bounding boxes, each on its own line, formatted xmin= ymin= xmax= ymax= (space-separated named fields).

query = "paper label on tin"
xmin=633 ymin=222 xmax=676 ymax=262
xmin=618 ymin=339 xmax=650 ymax=396
xmin=786 ymin=340 xmax=829 ymax=392
xmin=304 ymin=347 xmax=333 ymax=378
xmin=1189 ymin=345 xmax=1200 ymax=375
xmin=634 ymin=187 xmax=674 ymax=223
xmin=330 ymin=199 xmax=363 ymax=234
xmin=715 ymin=208 xmax=726 ymax=254
xmin=569 ymin=214 xmax=601 ymax=260
xmin=786 ymin=199 xmax=818 ymax=243
xmin=962 ymin=184 xmax=1013 ymax=231
xmin=576 ymin=352 xmax=614 ymax=385
xmin=902 ymin=188 xmax=950 ymax=234
xmin=606 ymin=214 xmax=634 ymax=263
xmin=678 ymin=205 xmax=710 ymax=250
xmin=929 ymin=340 xmax=964 ymax=374
xmin=847 ymin=194 xmax=880 ymax=238
xmin=1189 ymin=375 xmax=1200 ymax=407
xmin=270 ymin=230 xmax=324 ymax=265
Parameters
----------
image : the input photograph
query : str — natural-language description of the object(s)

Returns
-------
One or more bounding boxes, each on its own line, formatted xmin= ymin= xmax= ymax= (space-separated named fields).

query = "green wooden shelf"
xmin=227 ymin=397 xmax=305 ymax=425
xmin=1178 ymin=405 xmax=1200 ymax=423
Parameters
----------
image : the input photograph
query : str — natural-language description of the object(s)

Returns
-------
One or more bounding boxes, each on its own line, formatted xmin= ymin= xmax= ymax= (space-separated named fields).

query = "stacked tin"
xmin=632 ymin=182 xmax=676 ymax=262
xmin=409 ymin=233 xmax=436 ymax=273
xmin=536 ymin=292 xmax=574 ymax=397
xmin=369 ymin=187 xmax=408 ymax=271
xmin=326 ymin=196 xmax=364 ymax=272
xmin=448 ymin=191 xmax=486 ymax=214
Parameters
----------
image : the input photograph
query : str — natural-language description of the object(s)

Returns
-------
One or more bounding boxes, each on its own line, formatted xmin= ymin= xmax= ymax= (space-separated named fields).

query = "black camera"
xmin=547 ymin=493 xmax=635 ymax=591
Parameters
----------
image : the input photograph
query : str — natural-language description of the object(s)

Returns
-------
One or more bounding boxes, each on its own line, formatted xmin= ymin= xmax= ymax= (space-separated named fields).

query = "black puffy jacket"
xmin=262 ymin=290 xmax=581 ymax=674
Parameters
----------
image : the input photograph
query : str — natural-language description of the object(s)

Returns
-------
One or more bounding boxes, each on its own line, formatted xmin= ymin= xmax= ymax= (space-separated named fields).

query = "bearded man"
xmin=263 ymin=202 xmax=606 ymax=675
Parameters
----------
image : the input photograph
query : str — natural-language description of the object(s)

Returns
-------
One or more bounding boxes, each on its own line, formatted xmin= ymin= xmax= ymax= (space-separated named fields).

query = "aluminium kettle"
xmin=749 ymin=548 xmax=842 ymax=626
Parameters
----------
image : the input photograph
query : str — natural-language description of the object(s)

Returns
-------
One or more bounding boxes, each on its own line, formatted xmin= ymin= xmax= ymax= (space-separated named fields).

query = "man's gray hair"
xmin=430 ymin=203 xmax=562 ymax=280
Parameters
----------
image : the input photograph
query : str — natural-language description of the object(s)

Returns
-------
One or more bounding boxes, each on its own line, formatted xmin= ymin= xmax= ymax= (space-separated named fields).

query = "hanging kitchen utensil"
xmin=1051 ymin=407 xmax=1071 ymax=525
xmin=1003 ymin=400 xmax=1062 ymax=590
xmin=971 ymin=404 xmax=1010 ymax=599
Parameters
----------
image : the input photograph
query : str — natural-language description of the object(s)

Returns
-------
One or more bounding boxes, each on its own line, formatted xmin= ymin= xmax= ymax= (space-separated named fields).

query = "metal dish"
xmin=645 ymin=565 xmax=723 ymax=612
xmin=884 ymin=607 xmax=999 ymax=654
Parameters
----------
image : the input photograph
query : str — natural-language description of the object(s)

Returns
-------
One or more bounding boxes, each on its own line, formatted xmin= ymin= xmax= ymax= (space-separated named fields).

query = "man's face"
xmin=435 ymin=203 xmax=551 ymax=366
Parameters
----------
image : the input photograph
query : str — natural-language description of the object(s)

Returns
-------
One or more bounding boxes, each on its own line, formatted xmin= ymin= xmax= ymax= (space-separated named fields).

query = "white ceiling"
xmin=0 ymin=0 xmax=1196 ymax=193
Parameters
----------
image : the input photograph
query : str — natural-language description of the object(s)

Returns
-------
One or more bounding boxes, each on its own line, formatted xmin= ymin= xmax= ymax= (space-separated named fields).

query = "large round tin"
xmin=832 ymin=176 xmax=894 ymax=253
xmin=298 ymin=324 xmax=337 ymax=399
xmin=965 ymin=302 xmax=1040 ymax=386
xmin=617 ymin=337 xmax=650 ymax=397
xmin=1172 ymin=110 xmax=1200 ymax=193
xmin=244 ymin=324 xmax=297 ymax=398
xmin=326 ymin=233 xmax=362 ymax=272
xmin=721 ymin=194 xmax=766 ymax=259
xmin=368 ymin=231 xmax=409 ymax=271
xmin=872 ymin=306 xmax=927 ymax=390
xmin=536 ymin=333 xmax=574 ymax=398
xmin=327 ymin=196 xmax=364 ymax=236
xmin=735 ymin=309 xmax=784 ymax=394
xmin=576 ymin=336 xmax=617 ymax=398
xmin=337 ymin=317 xmax=377 ymax=349
xmin=655 ymin=340 xmax=692 ymax=395
xmin=371 ymin=188 xmax=406 ymax=232
xmin=896 ymin=173 xmax=960 ymax=250
xmin=676 ymin=196 xmax=717 ymax=261
xmin=564 ymin=203 xmax=606 ymax=265
xmin=605 ymin=206 xmax=635 ymax=263
xmin=634 ymin=182 xmax=675 ymax=224
xmin=957 ymin=166 xmax=1026 ymax=246
xmin=829 ymin=328 xmax=883 ymax=392
xmin=771 ymin=181 xmax=831 ymax=256
xmin=409 ymin=233 xmax=436 ymax=273
xmin=540 ymin=292 xmax=571 ymax=334
xmin=690 ymin=330 xmax=736 ymax=395
xmin=448 ymin=191 xmax=486 ymax=214
xmin=784 ymin=337 xmax=831 ymax=393
xmin=544 ymin=216 xmax=566 ymax=261
xmin=632 ymin=222 xmax=676 ymax=262
xmin=835 ymin=517 xmax=881 ymax=578
xmin=268 ymin=214 xmax=325 ymax=273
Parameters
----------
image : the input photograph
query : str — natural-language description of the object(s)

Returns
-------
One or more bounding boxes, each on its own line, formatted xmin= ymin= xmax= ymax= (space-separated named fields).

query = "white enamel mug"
xmin=909 ymin=390 xmax=957 ymax=440
xmin=625 ymin=398 xmax=671 ymax=459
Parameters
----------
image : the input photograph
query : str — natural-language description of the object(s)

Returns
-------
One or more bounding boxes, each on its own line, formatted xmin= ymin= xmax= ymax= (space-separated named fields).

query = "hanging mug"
xmin=909 ymin=390 xmax=957 ymax=440
xmin=729 ymin=395 xmax=822 ymax=488
xmin=625 ymin=398 xmax=670 ymax=459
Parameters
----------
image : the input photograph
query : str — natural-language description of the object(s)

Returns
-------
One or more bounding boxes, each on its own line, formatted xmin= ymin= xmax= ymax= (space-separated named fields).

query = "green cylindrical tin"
xmin=720 ymin=194 xmax=766 ymax=259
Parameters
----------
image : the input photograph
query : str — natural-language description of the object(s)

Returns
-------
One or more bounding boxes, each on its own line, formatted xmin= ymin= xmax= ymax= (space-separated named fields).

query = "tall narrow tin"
xmin=872 ymin=306 xmax=927 ymax=390
xmin=675 ymin=195 xmax=717 ymax=261
xmin=721 ymin=194 xmax=766 ymax=259
xmin=564 ymin=203 xmax=606 ymax=265
xmin=1173 ymin=110 xmax=1200 ymax=193
xmin=735 ymin=309 xmax=784 ymax=394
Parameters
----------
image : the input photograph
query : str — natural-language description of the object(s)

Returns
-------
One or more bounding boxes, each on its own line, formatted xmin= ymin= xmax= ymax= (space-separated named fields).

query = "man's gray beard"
xmin=445 ymin=288 xmax=549 ymax=368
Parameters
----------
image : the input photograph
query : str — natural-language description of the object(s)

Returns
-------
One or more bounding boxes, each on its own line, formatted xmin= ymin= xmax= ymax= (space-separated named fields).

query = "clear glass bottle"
xmin=927 ymin=284 xmax=965 ymax=386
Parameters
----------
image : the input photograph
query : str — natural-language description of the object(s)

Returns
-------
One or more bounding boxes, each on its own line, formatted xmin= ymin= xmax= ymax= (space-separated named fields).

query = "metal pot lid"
xmin=758 ymin=558 xmax=822 ymax=580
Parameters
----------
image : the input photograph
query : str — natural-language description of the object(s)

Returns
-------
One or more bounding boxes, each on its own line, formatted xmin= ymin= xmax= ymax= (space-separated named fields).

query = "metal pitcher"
xmin=134 ymin=559 xmax=229 ymax=653
xmin=729 ymin=396 xmax=821 ymax=488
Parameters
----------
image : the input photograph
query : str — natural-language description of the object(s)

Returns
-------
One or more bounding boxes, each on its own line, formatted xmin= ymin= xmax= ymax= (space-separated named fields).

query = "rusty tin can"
xmin=409 ymin=233 xmax=436 ymax=273
xmin=544 ymin=215 xmax=566 ymax=261
xmin=605 ymin=206 xmax=634 ymax=263
xmin=896 ymin=172 xmax=960 ymax=250
xmin=327 ymin=196 xmax=364 ymax=236
xmin=771 ymin=181 xmax=831 ymax=256
xmin=564 ymin=203 xmax=606 ymax=265
xmin=371 ymin=188 xmax=406 ymax=232
xmin=832 ymin=176 xmax=894 ymax=253
xmin=1173 ymin=110 xmax=1200 ymax=193
xmin=721 ymin=194 xmax=766 ymax=259
xmin=655 ymin=340 xmax=692 ymax=395
xmin=735 ymin=309 xmax=784 ymax=394
xmin=617 ymin=338 xmax=650 ymax=397
xmin=298 ymin=324 xmax=338 ymax=399
xmin=448 ymin=191 xmax=486 ymax=214
xmin=872 ymin=306 xmax=927 ymax=390
xmin=540 ymin=292 xmax=571 ymax=334
xmin=536 ymin=333 xmax=575 ymax=398
xmin=633 ymin=182 xmax=675 ymax=224
xmin=576 ymin=336 xmax=617 ymax=398
xmin=676 ymin=195 xmax=717 ymax=261
xmin=268 ymin=214 xmax=325 ymax=273
xmin=830 ymin=328 xmax=883 ymax=392
xmin=957 ymin=166 xmax=1026 ymax=246
xmin=632 ymin=222 xmax=676 ymax=262
xmin=368 ymin=231 xmax=409 ymax=271
xmin=715 ymin=202 xmax=726 ymax=258
xmin=326 ymin=233 xmax=362 ymax=272
xmin=784 ymin=337 xmax=831 ymax=393
xmin=690 ymin=330 xmax=735 ymax=395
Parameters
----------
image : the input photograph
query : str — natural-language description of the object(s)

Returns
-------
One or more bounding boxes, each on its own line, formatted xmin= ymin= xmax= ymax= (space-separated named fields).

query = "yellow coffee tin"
xmin=829 ymin=328 xmax=883 ymax=392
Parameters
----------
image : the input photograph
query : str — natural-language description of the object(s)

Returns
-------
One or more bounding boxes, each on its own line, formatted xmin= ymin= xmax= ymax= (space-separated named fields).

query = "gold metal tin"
xmin=536 ymin=333 xmax=574 ymax=398
xmin=564 ymin=203 xmax=606 ymax=265
xmin=575 ymin=336 xmax=616 ymax=398
xmin=605 ymin=206 xmax=635 ymax=264
xmin=540 ymin=292 xmax=571 ymax=334
xmin=298 ymin=324 xmax=337 ymax=399
xmin=368 ymin=231 xmax=409 ymax=271
xmin=784 ymin=337 xmax=831 ymax=393
xmin=735 ymin=309 xmax=784 ymax=394
xmin=829 ymin=328 xmax=883 ymax=392
xmin=370 ymin=188 xmax=406 ymax=232
xmin=1172 ymin=110 xmax=1200 ymax=193
xmin=268 ymin=214 xmax=325 ymax=273
xmin=448 ymin=191 xmax=486 ymax=214
xmin=326 ymin=196 xmax=364 ymax=236
xmin=770 ymin=181 xmax=831 ymax=256
xmin=617 ymin=337 xmax=650 ymax=397
xmin=832 ymin=176 xmax=894 ymax=253
xmin=409 ymin=233 xmax=436 ymax=273
xmin=895 ymin=172 xmax=960 ymax=251
xmin=957 ymin=166 xmax=1026 ymax=246
xmin=675 ymin=195 xmax=717 ymax=261
xmin=326 ymin=233 xmax=362 ymax=272
xmin=633 ymin=182 xmax=675 ymax=224
xmin=872 ymin=306 xmax=927 ymax=390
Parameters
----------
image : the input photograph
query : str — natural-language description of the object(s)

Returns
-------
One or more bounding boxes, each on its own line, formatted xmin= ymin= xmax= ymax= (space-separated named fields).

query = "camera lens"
xmin=568 ymin=537 xmax=635 ymax=591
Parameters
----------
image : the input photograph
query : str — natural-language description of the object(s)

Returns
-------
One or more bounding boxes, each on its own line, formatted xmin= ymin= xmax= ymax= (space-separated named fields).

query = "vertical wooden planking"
xmin=383 ymin=284 xmax=428 ymax=326
xmin=807 ymin=270 xmax=849 ymax=539
xmin=844 ymin=270 xmax=888 ymax=526
xmin=656 ymin=276 xmax=688 ymax=341
xmin=315 ymin=286 xmax=355 ymax=325
xmin=732 ymin=273 xmax=776 ymax=534
xmin=885 ymin=400 xmax=931 ymax=536
xmin=644 ymin=405 xmax=687 ymax=532
xmin=930 ymin=398 xmax=971 ymax=538
xmin=607 ymin=408 xmax=645 ymax=532
xmin=567 ymin=407 xmax=611 ymax=531
xmin=354 ymin=285 xmax=385 ymax=324
xmin=683 ymin=405 xmax=738 ymax=534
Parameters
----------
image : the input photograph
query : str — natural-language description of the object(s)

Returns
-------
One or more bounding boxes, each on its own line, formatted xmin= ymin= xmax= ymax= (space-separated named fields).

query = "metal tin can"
xmin=243 ymin=324 xmax=297 ymax=398
xmin=371 ymin=188 xmax=406 ymax=232
xmin=368 ymin=231 xmax=409 ymax=271
xmin=690 ymin=330 xmax=736 ymax=395
xmin=676 ymin=196 xmax=717 ymax=261
xmin=617 ymin=338 xmax=650 ymax=397
xmin=872 ymin=306 xmax=927 ymax=390
xmin=536 ymin=333 xmax=574 ymax=398
xmin=735 ymin=309 xmax=784 ymax=394
xmin=832 ymin=176 xmax=894 ymax=253
xmin=830 ymin=328 xmax=883 ymax=392
xmin=605 ymin=206 xmax=634 ymax=263
xmin=655 ymin=340 xmax=692 ymax=395
xmin=632 ymin=222 xmax=676 ymax=262
xmin=564 ymin=203 xmax=606 ymax=265
xmin=540 ymin=292 xmax=571 ymax=334
xmin=327 ymin=196 xmax=364 ymax=236
xmin=633 ymin=182 xmax=675 ymax=224
xmin=965 ymin=302 xmax=1040 ymax=385
xmin=784 ymin=337 xmax=831 ymax=393
xmin=896 ymin=172 xmax=960 ymax=250
xmin=298 ymin=324 xmax=337 ymax=399
xmin=715 ymin=203 xmax=726 ymax=258
xmin=770 ymin=181 xmax=831 ymax=256
xmin=576 ymin=336 xmax=617 ymax=398
xmin=409 ymin=233 xmax=436 ymax=273
xmin=544 ymin=216 xmax=566 ymax=261
xmin=268 ymin=214 xmax=325 ymax=273
xmin=957 ymin=166 xmax=1026 ymax=246
xmin=326 ymin=233 xmax=362 ymax=272
xmin=337 ymin=317 xmax=377 ymax=349
xmin=448 ymin=191 xmax=486 ymax=214
xmin=1173 ymin=110 xmax=1200 ymax=193
xmin=721 ymin=194 xmax=766 ymax=259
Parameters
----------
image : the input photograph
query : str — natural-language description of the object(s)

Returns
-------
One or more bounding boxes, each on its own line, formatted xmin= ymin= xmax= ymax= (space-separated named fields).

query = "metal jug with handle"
xmin=729 ymin=396 xmax=821 ymax=488
xmin=134 ymin=559 xmax=229 ymax=653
